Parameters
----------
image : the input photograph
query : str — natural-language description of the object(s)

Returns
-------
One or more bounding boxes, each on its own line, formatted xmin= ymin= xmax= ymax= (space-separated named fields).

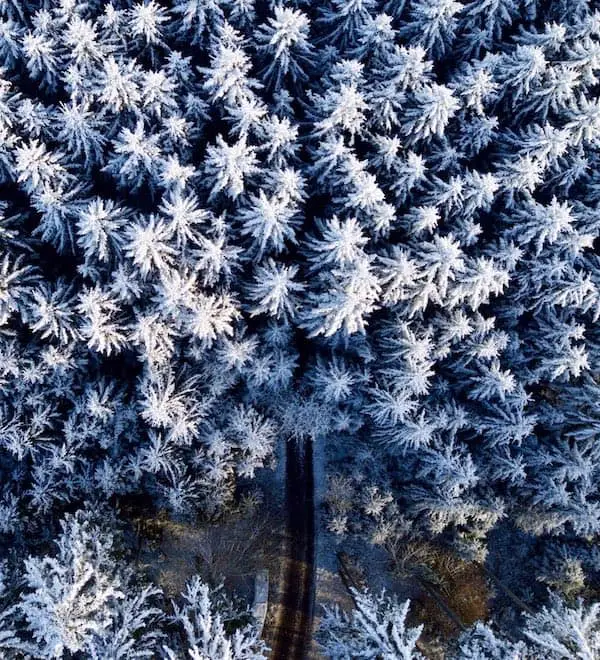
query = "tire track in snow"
xmin=269 ymin=438 xmax=315 ymax=660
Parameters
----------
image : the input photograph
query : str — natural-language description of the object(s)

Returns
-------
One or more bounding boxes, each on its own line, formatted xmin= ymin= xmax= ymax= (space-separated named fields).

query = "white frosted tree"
xmin=76 ymin=197 xmax=129 ymax=264
xmin=95 ymin=57 xmax=143 ymax=114
xmin=77 ymin=286 xmax=129 ymax=355
xmin=104 ymin=121 xmax=162 ymax=191
xmin=204 ymin=135 xmax=259 ymax=200
xmin=314 ymin=82 xmax=369 ymax=140
xmin=402 ymin=83 xmax=460 ymax=143
xmin=256 ymin=6 xmax=313 ymax=88
xmin=17 ymin=511 xmax=124 ymax=659
xmin=56 ymin=100 xmax=107 ymax=167
xmin=3 ymin=511 xmax=167 ymax=659
xmin=238 ymin=190 xmax=300 ymax=257
xmin=201 ymin=22 xmax=258 ymax=105
xmin=302 ymin=257 xmax=381 ymax=337
xmin=15 ymin=140 xmax=68 ymax=194
xmin=523 ymin=593 xmax=600 ymax=660
xmin=163 ymin=575 xmax=268 ymax=659
xmin=400 ymin=0 xmax=463 ymax=57
xmin=125 ymin=215 xmax=176 ymax=279
xmin=86 ymin=584 xmax=164 ymax=660
xmin=318 ymin=589 xmax=423 ymax=660
xmin=305 ymin=216 xmax=368 ymax=271
xmin=246 ymin=259 xmax=305 ymax=320
xmin=27 ymin=279 xmax=80 ymax=344
xmin=185 ymin=292 xmax=240 ymax=348
xmin=453 ymin=622 xmax=528 ymax=659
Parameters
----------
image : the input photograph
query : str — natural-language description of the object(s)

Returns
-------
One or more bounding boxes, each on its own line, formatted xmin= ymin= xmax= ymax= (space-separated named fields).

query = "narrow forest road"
xmin=268 ymin=438 xmax=316 ymax=660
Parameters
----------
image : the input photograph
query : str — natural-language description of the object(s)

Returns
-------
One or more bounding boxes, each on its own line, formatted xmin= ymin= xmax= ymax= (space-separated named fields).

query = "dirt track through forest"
xmin=268 ymin=438 xmax=315 ymax=660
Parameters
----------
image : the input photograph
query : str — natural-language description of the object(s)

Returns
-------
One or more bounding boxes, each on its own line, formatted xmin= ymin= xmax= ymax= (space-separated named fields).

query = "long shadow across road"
xmin=269 ymin=438 xmax=315 ymax=660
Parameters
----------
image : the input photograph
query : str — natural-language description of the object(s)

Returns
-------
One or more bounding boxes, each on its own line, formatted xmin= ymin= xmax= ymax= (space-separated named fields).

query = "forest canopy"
xmin=0 ymin=0 xmax=600 ymax=657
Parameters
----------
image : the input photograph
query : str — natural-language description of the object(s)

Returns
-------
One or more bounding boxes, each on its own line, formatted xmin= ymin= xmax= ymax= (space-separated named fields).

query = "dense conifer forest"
xmin=0 ymin=0 xmax=600 ymax=657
